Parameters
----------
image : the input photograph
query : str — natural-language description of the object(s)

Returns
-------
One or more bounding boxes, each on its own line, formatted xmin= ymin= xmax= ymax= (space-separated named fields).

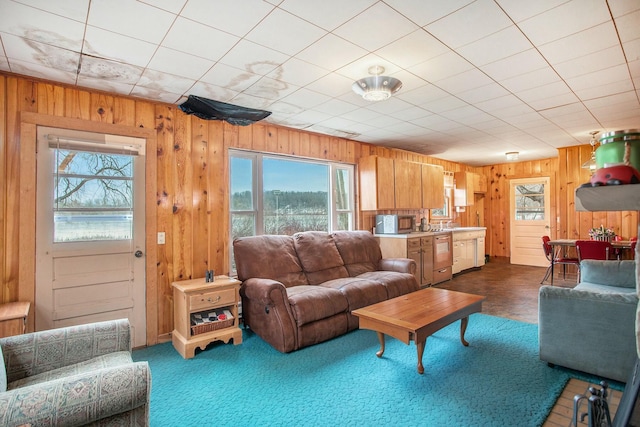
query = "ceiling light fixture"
xmin=352 ymin=66 xmax=402 ymax=102
xmin=581 ymin=131 xmax=600 ymax=170
xmin=505 ymin=151 xmax=519 ymax=161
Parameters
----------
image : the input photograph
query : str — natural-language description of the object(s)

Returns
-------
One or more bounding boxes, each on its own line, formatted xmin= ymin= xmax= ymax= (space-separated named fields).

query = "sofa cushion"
xmin=580 ymin=260 xmax=636 ymax=288
xmin=287 ymin=285 xmax=349 ymax=326
xmin=234 ymin=235 xmax=308 ymax=287
xmin=8 ymin=351 xmax=133 ymax=390
xmin=319 ymin=277 xmax=388 ymax=311
xmin=293 ymin=232 xmax=348 ymax=285
xmin=332 ymin=230 xmax=382 ymax=276
xmin=356 ymin=271 xmax=419 ymax=299
xmin=297 ymin=314 xmax=349 ymax=350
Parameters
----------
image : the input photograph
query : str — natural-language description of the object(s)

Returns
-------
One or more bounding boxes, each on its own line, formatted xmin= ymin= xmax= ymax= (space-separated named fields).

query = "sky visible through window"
xmin=232 ymin=157 xmax=328 ymax=193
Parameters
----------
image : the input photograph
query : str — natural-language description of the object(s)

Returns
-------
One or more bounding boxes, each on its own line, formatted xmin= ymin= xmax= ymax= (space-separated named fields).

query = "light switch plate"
xmin=157 ymin=232 xmax=165 ymax=244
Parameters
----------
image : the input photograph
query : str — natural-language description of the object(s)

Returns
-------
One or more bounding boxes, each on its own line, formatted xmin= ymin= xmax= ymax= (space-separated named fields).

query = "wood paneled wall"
xmin=478 ymin=147 xmax=638 ymax=259
xmin=1 ymin=73 xmax=637 ymax=343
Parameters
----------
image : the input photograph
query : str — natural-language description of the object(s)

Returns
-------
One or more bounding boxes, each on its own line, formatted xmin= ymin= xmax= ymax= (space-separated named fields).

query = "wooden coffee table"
xmin=352 ymin=287 xmax=485 ymax=374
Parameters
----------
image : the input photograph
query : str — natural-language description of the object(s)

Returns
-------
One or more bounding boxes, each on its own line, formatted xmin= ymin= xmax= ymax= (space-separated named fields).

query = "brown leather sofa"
xmin=233 ymin=230 xmax=419 ymax=352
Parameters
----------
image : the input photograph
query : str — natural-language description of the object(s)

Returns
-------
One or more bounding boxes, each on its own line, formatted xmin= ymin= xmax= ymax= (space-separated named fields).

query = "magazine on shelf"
xmin=191 ymin=309 xmax=233 ymax=325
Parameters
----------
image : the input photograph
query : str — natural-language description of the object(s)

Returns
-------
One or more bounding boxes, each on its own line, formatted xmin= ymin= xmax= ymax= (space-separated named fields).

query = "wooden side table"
xmin=172 ymin=276 xmax=242 ymax=358
xmin=0 ymin=301 xmax=30 ymax=338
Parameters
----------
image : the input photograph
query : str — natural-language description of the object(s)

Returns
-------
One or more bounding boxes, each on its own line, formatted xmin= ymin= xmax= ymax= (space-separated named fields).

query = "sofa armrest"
xmin=240 ymin=278 xmax=299 ymax=352
xmin=379 ymin=258 xmax=416 ymax=275
xmin=0 ymin=361 xmax=150 ymax=426
xmin=539 ymin=285 xmax=637 ymax=382
xmin=1 ymin=319 xmax=132 ymax=383
xmin=241 ymin=278 xmax=289 ymax=305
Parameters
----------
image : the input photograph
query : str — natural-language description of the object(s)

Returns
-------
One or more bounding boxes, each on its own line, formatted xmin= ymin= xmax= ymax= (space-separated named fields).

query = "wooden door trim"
xmin=18 ymin=112 xmax=158 ymax=345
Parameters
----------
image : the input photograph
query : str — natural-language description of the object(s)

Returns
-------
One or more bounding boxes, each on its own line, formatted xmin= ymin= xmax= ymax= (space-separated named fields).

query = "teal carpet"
xmin=133 ymin=314 xmax=570 ymax=426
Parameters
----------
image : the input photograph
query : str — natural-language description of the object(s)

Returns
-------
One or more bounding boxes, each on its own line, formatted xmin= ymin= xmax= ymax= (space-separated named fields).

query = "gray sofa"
xmin=539 ymin=259 xmax=637 ymax=382
xmin=0 ymin=318 xmax=151 ymax=426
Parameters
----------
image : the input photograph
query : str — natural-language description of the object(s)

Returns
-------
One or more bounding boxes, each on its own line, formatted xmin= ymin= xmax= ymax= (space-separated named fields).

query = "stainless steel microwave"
xmin=375 ymin=214 xmax=415 ymax=234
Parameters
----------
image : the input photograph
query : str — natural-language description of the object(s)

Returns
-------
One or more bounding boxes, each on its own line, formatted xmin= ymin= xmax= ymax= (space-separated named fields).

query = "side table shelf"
xmin=0 ymin=301 xmax=30 ymax=338
xmin=172 ymin=276 xmax=242 ymax=359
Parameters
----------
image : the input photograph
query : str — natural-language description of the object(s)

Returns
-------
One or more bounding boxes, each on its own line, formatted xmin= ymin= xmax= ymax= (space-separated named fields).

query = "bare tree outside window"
xmin=514 ymin=184 xmax=545 ymax=220
xmin=53 ymin=149 xmax=134 ymax=242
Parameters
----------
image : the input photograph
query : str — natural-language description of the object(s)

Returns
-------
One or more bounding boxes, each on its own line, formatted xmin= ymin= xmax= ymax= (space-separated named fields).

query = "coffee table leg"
xmin=376 ymin=331 xmax=385 ymax=357
xmin=460 ymin=316 xmax=470 ymax=346
xmin=416 ymin=339 xmax=425 ymax=374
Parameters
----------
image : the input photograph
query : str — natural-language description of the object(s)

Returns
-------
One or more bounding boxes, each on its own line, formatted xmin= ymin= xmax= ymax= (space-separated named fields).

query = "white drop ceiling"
xmin=0 ymin=0 xmax=638 ymax=166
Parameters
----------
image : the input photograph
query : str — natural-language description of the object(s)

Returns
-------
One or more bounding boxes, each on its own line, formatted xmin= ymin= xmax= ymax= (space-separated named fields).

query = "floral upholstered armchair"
xmin=0 ymin=318 xmax=151 ymax=426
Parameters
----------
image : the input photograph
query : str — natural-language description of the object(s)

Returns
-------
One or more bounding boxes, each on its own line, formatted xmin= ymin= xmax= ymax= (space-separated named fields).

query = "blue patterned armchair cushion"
xmin=7 ymin=351 xmax=133 ymax=389
xmin=3 ymin=317 xmax=131 ymax=383
xmin=0 ymin=345 xmax=5 ymax=392
xmin=0 ymin=319 xmax=150 ymax=426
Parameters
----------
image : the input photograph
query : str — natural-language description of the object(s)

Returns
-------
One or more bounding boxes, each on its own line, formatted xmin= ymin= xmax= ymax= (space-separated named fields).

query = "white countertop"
xmin=374 ymin=227 xmax=486 ymax=238
xmin=448 ymin=227 xmax=487 ymax=231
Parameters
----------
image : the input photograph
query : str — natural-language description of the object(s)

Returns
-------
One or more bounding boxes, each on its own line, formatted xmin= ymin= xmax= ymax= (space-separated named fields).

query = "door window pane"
xmin=53 ymin=149 xmax=133 ymax=242
xmin=514 ymin=184 xmax=545 ymax=220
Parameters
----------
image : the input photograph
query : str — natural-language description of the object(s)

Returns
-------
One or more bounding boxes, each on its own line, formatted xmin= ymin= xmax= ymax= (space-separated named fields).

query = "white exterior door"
xmin=509 ymin=177 xmax=551 ymax=267
xmin=35 ymin=127 xmax=147 ymax=346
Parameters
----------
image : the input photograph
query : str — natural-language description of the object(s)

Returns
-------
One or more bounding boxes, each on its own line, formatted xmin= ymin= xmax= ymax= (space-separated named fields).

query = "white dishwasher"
xmin=452 ymin=229 xmax=486 ymax=274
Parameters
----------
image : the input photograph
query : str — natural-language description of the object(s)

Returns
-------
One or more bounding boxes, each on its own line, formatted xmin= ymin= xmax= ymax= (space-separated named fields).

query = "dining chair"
xmin=541 ymin=236 xmax=579 ymax=284
xmin=575 ymin=240 xmax=613 ymax=282
xmin=575 ymin=240 xmax=612 ymax=262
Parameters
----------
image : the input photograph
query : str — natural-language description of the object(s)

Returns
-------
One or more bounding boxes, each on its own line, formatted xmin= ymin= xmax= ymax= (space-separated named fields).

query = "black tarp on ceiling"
xmin=178 ymin=95 xmax=271 ymax=126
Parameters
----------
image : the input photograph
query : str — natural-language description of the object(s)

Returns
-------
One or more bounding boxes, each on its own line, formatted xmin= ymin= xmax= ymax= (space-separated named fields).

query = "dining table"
xmin=547 ymin=239 xmax=634 ymax=285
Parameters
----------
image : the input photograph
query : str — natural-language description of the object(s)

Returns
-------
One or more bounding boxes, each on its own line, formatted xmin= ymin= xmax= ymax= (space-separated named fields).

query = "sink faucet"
xmin=446 ymin=220 xmax=452 ymax=229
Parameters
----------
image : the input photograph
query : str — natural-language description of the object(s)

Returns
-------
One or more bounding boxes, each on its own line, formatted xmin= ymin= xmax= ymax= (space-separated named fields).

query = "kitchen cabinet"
xmin=454 ymin=172 xmax=487 ymax=206
xmin=474 ymin=173 xmax=488 ymax=193
xmin=421 ymin=163 xmax=444 ymax=208
xmin=359 ymin=156 xmax=395 ymax=210
xmin=360 ymin=156 xmax=444 ymax=210
xmin=454 ymin=171 xmax=475 ymax=206
xmin=359 ymin=156 xmax=421 ymax=210
xmin=452 ymin=229 xmax=486 ymax=274
xmin=394 ymin=159 xmax=422 ymax=209
xmin=415 ymin=236 xmax=434 ymax=287
xmin=476 ymin=236 xmax=486 ymax=267
xmin=453 ymin=239 xmax=475 ymax=274
xmin=377 ymin=235 xmax=433 ymax=287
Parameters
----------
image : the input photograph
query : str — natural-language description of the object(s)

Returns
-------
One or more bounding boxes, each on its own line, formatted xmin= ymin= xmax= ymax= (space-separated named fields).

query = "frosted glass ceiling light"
xmin=352 ymin=66 xmax=402 ymax=102
xmin=505 ymin=152 xmax=519 ymax=161
xmin=581 ymin=131 xmax=599 ymax=170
